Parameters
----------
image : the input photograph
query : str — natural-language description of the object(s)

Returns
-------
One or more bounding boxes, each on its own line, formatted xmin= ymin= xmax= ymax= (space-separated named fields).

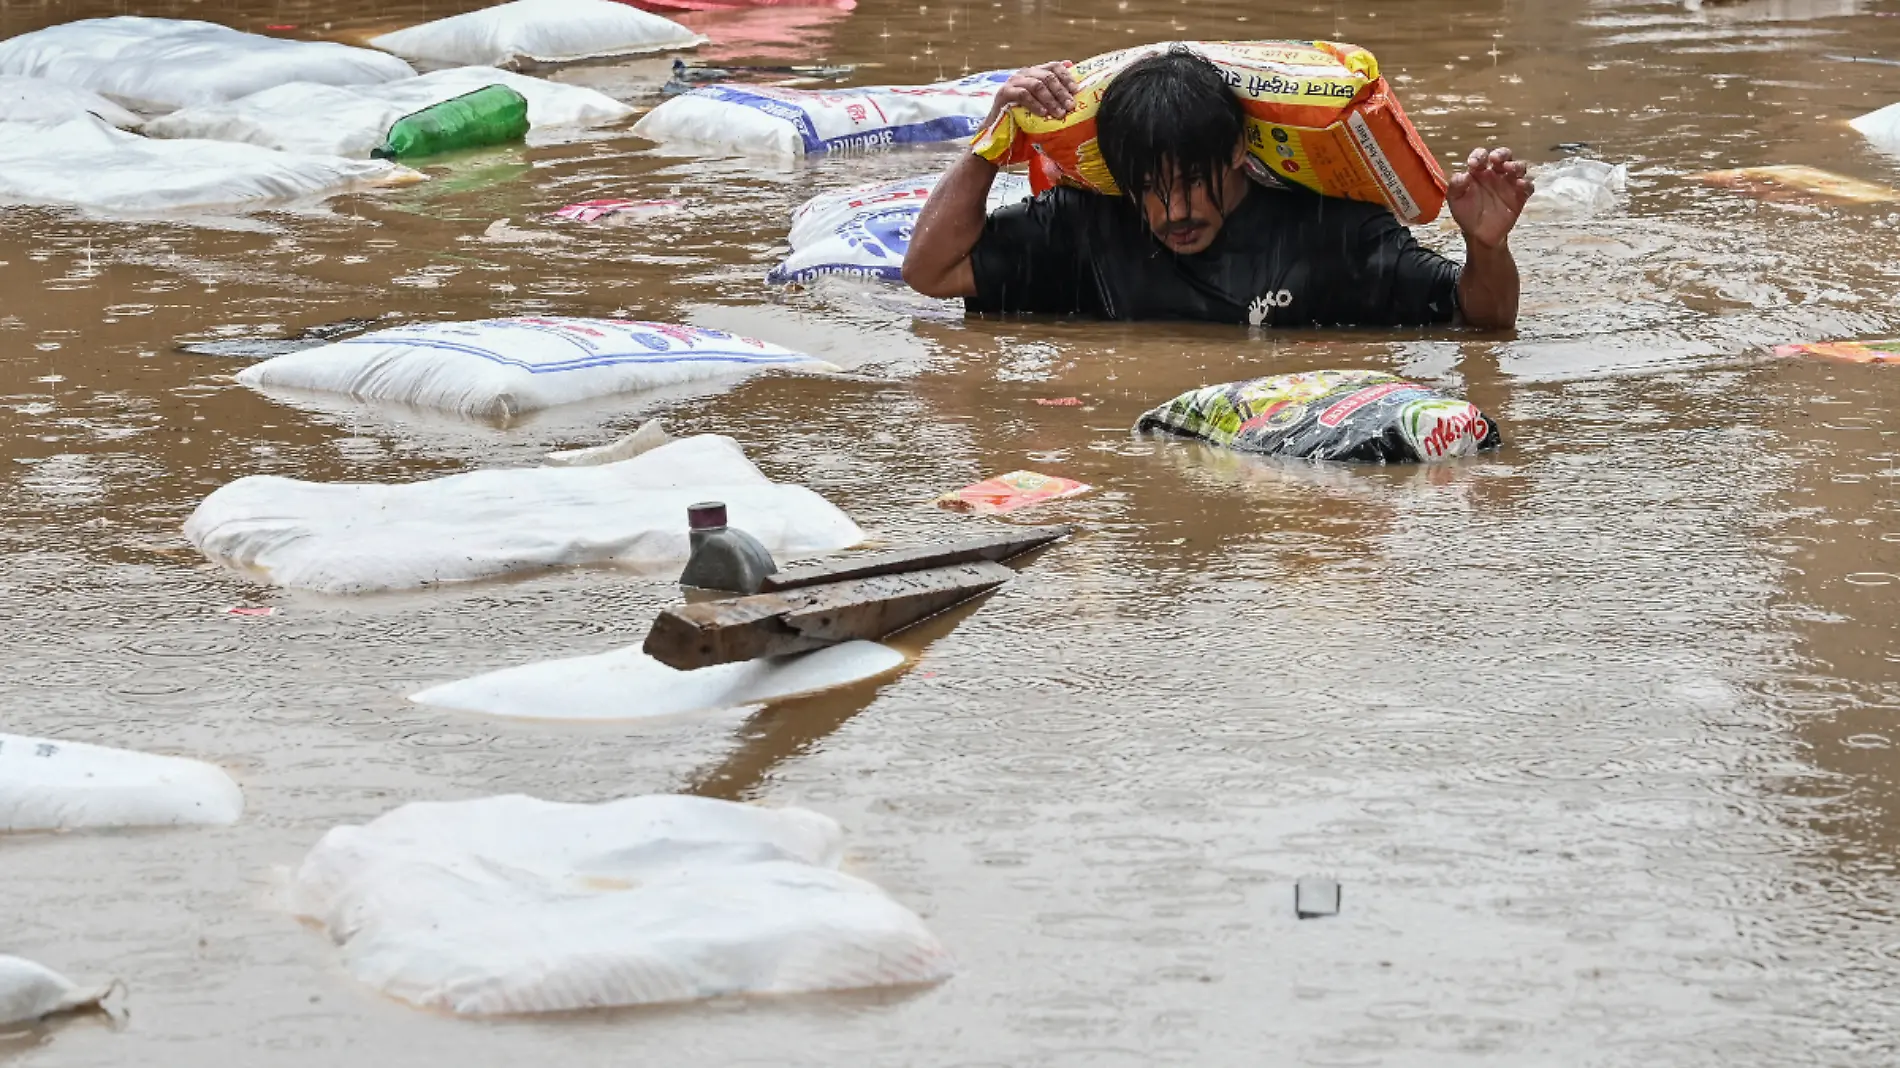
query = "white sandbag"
xmin=1522 ymin=158 xmax=1629 ymax=221
xmin=290 ymin=794 xmax=953 ymax=1015
xmin=0 ymin=732 xmax=243 ymax=832
xmin=0 ymin=957 xmax=113 ymax=1028
xmin=770 ymin=171 xmax=1032 ymax=285
xmin=0 ymin=17 xmax=412 ymax=115
xmin=0 ymin=117 xmax=420 ymax=213
xmin=183 ymin=434 xmax=864 ymax=594
xmin=634 ymin=70 xmax=1011 ymax=159
xmin=413 ymin=640 xmax=905 ymax=720
xmin=145 ymin=67 xmax=633 ymax=157
xmin=0 ymin=75 xmax=140 ymax=128
xmin=1851 ymin=102 xmax=1900 ymax=155
xmin=235 ymin=317 xmax=833 ymax=421
xmin=371 ymin=0 xmax=705 ymax=69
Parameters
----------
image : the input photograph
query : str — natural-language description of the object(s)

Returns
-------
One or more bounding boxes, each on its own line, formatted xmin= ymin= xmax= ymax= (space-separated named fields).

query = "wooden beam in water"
xmin=759 ymin=525 xmax=1072 ymax=593
xmin=644 ymin=561 xmax=1015 ymax=671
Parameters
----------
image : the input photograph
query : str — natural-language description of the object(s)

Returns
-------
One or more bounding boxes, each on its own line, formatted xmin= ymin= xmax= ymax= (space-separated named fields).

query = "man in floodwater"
xmin=903 ymin=48 xmax=1532 ymax=329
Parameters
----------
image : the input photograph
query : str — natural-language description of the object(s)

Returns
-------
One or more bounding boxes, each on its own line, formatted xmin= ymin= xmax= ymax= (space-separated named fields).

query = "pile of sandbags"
xmin=145 ymin=66 xmax=633 ymax=157
xmin=0 ymin=17 xmax=413 ymax=114
xmin=183 ymin=434 xmax=864 ymax=594
xmin=770 ymin=171 xmax=1032 ymax=285
xmin=289 ymin=794 xmax=953 ymax=1014
xmin=634 ymin=70 xmax=1009 ymax=158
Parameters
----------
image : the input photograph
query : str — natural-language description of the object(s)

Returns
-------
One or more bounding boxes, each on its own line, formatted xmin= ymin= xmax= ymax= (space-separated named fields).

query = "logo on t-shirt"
xmin=1248 ymin=289 xmax=1294 ymax=325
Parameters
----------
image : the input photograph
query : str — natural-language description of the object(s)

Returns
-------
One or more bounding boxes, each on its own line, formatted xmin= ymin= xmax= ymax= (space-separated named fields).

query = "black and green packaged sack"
xmin=1135 ymin=369 xmax=1501 ymax=463
xmin=371 ymin=85 xmax=530 ymax=160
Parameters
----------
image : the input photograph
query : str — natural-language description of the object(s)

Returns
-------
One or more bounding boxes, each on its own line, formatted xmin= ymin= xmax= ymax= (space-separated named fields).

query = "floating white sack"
xmin=371 ymin=0 xmax=705 ymax=69
xmin=0 ymin=957 xmax=114 ymax=1028
xmin=0 ymin=732 xmax=244 ymax=832
xmin=769 ymin=171 xmax=1032 ymax=285
xmin=145 ymin=67 xmax=633 ymax=157
xmin=1522 ymin=158 xmax=1629 ymax=221
xmin=413 ymin=640 xmax=905 ymax=720
xmin=0 ymin=75 xmax=140 ymax=128
xmin=183 ymin=434 xmax=864 ymax=594
xmin=1851 ymin=102 xmax=1900 ymax=155
xmin=290 ymin=794 xmax=953 ymax=1015
xmin=0 ymin=17 xmax=413 ymax=115
xmin=0 ymin=117 xmax=421 ymax=213
xmin=235 ymin=317 xmax=833 ymax=421
xmin=543 ymin=419 xmax=671 ymax=467
xmin=634 ymin=70 xmax=1011 ymax=159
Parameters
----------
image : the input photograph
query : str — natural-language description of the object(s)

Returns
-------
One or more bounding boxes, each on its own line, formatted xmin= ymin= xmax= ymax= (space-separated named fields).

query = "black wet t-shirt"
xmin=966 ymin=183 xmax=1462 ymax=327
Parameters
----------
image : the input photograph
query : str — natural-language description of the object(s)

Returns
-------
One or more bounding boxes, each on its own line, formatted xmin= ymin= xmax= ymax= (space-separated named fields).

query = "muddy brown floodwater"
xmin=5 ymin=0 xmax=1900 ymax=1063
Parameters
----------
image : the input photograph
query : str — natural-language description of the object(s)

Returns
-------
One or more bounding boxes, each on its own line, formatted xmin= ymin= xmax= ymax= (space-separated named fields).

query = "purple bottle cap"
xmin=688 ymin=501 xmax=728 ymax=531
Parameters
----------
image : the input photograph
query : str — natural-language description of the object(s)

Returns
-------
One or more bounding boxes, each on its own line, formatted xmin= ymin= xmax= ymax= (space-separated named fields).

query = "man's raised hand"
xmin=985 ymin=61 xmax=1080 ymax=126
xmin=1448 ymin=146 xmax=1533 ymax=250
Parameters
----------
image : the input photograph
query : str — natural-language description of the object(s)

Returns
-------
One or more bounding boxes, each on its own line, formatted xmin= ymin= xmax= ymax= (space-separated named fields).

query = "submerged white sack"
xmin=371 ymin=0 xmax=705 ymax=69
xmin=235 ymin=317 xmax=832 ymax=421
xmin=770 ymin=171 xmax=1032 ymax=285
xmin=290 ymin=794 xmax=953 ymax=1015
xmin=145 ymin=67 xmax=634 ymax=157
xmin=183 ymin=434 xmax=864 ymax=594
xmin=0 ymin=75 xmax=140 ymax=128
xmin=0 ymin=17 xmax=413 ymax=114
xmin=1522 ymin=158 xmax=1629 ymax=220
xmin=413 ymin=640 xmax=906 ymax=720
xmin=0 ymin=957 xmax=113 ymax=1028
xmin=0 ymin=732 xmax=244 ymax=832
xmin=0 ymin=117 xmax=420 ymax=212
xmin=1852 ymin=102 xmax=1900 ymax=155
xmin=634 ymin=71 xmax=1011 ymax=158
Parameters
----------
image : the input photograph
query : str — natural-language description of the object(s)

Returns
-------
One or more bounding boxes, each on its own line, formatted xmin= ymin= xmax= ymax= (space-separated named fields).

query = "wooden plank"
xmin=644 ymin=561 xmax=1014 ymax=671
xmin=759 ymin=525 xmax=1072 ymax=592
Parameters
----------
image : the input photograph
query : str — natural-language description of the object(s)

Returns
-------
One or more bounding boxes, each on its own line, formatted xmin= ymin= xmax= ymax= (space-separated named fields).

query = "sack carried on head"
xmin=971 ymin=40 xmax=1446 ymax=224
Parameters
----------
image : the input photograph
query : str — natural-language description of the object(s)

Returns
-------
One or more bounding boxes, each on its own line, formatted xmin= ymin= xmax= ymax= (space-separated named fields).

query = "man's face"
xmin=1137 ymin=152 xmax=1246 ymax=255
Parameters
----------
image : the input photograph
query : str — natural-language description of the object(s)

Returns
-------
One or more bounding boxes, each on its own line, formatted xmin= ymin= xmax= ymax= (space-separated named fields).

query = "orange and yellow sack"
xmin=971 ymin=40 xmax=1447 ymax=224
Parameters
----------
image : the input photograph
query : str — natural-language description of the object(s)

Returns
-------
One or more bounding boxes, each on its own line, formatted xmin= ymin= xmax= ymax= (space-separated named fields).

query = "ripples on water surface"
xmin=3 ymin=0 xmax=1900 ymax=1064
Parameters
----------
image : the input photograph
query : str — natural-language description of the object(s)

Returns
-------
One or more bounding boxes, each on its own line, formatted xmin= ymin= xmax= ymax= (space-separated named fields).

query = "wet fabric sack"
xmin=633 ymin=70 xmax=1010 ymax=158
xmin=768 ymin=171 xmax=1031 ymax=284
xmin=369 ymin=0 xmax=705 ymax=69
xmin=0 ymin=957 xmax=114 ymax=1028
xmin=235 ymin=317 xmax=835 ymax=420
xmin=290 ymin=794 xmax=953 ymax=1014
xmin=972 ymin=40 xmax=1445 ymax=223
xmin=0 ymin=115 xmax=421 ymax=213
xmin=0 ymin=75 xmax=141 ymax=128
xmin=0 ymin=17 xmax=413 ymax=114
xmin=0 ymin=732 xmax=244 ymax=832
xmin=1135 ymin=369 xmax=1500 ymax=463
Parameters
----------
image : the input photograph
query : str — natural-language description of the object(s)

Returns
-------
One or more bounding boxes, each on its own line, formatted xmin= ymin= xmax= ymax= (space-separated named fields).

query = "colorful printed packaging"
xmin=971 ymin=40 xmax=1446 ymax=223
xmin=550 ymin=198 xmax=684 ymax=224
xmin=936 ymin=471 xmax=1092 ymax=515
xmin=1771 ymin=340 xmax=1900 ymax=364
xmin=1135 ymin=369 xmax=1501 ymax=463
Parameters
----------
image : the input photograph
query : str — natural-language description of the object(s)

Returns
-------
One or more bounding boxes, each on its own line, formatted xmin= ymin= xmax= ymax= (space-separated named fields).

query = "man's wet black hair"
xmin=1096 ymin=46 xmax=1246 ymax=212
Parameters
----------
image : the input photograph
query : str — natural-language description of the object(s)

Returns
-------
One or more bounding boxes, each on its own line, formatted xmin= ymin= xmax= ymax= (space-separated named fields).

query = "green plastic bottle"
xmin=370 ymin=85 xmax=530 ymax=161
